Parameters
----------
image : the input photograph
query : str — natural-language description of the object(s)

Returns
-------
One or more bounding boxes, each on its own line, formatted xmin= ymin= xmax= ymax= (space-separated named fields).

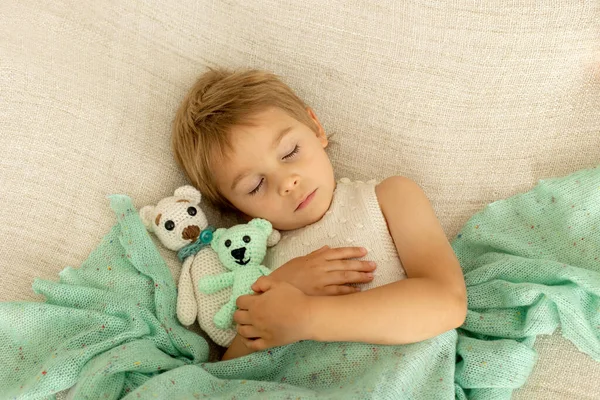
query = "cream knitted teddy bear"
xmin=139 ymin=185 xmax=279 ymax=347
xmin=199 ymin=218 xmax=279 ymax=329
xmin=139 ymin=185 xmax=234 ymax=345
xmin=139 ymin=185 xmax=214 ymax=257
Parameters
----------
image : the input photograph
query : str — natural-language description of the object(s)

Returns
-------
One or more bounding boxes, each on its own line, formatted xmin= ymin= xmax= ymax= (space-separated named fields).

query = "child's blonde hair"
xmin=172 ymin=67 xmax=318 ymax=210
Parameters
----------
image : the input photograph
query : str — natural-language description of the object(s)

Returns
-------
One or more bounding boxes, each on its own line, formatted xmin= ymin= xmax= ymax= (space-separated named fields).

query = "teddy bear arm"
xmin=176 ymin=256 xmax=198 ymax=326
xmin=230 ymin=282 xmax=249 ymax=299
xmin=259 ymin=265 xmax=271 ymax=276
xmin=198 ymin=272 xmax=235 ymax=294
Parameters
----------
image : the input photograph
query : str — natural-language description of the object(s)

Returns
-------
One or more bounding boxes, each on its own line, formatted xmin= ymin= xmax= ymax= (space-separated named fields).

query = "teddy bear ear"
xmin=248 ymin=218 xmax=273 ymax=236
xmin=139 ymin=205 xmax=156 ymax=232
xmin=173 ymin=185 xmax=202 ymax=204
xmin=211 ymin=228 xmax=225 ymax=252
xmin=266 ymin=229 xmax=281 ymax=247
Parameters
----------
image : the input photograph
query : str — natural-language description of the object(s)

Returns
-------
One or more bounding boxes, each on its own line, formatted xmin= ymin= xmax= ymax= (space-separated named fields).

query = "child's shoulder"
xmin=375 ymin=175 xmax=437 ymax=229
xmin=375 ymin=175 xmax=423 ymax=200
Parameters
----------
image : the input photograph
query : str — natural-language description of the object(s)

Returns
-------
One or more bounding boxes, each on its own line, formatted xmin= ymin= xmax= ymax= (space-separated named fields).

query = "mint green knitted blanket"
xmin=1 ymin=166 xmax=599 ymax=399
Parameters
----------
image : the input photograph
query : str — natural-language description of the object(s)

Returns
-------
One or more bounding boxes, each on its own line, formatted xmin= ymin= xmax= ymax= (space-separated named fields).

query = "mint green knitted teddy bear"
xmin=198 ymin=218 xmax=277 ymax=330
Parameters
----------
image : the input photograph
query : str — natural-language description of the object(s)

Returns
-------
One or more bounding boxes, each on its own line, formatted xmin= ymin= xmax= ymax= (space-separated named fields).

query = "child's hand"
xmin=234 ymin=276 xmax=314 ymax=351
xmin=264 ymin=245 xmax=375 ymax=296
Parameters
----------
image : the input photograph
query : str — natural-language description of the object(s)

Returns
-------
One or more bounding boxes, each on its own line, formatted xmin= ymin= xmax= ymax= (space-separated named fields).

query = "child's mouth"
xmin=295 ymin=189 xmax=317 ymax=211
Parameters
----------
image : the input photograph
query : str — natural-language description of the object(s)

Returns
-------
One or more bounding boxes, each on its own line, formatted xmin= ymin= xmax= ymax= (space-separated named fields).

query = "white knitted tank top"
xmin=265 ymin=178 xmax=406 ymax=289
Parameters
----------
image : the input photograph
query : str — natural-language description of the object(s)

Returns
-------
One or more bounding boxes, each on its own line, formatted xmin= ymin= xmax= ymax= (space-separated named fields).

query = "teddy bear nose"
xmin=182 ymin=225 xmax=200 ymax=242
xmin=231 ymin=247 xmax=246 ymax=261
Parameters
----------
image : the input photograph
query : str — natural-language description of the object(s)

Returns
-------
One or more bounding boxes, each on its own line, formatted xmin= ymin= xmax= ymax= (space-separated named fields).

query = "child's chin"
xmin=300 ymin=207 xmax=329 ymax=228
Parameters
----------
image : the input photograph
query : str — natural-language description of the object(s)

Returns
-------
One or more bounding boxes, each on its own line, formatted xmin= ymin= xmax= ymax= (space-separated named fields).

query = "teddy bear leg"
xmin=213 ymin=300 xmax=236 ymax=330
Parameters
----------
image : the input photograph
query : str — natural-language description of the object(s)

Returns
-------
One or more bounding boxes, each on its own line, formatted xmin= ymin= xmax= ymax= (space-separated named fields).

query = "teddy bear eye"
xmin=243 ymin=235 xmax=251 ymax=243
xmin=164 ymin=220 xmax=175 ymax=231
xmin=187 ymin=206 xmax=197 ymax=216
xmin=225 ymin=239 xmax=232 ymax=248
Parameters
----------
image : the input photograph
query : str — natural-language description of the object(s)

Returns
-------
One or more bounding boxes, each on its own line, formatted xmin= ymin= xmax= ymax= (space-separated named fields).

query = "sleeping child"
xmin=170 ymin=67 xmax=467 ymax=361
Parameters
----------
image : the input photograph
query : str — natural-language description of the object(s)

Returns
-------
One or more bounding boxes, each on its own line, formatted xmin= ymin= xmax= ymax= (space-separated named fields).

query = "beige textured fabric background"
xmin=1 ymin=0 xmax=599 ymax=398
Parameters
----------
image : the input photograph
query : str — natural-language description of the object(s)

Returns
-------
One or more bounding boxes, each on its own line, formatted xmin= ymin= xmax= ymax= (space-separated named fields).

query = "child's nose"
xmin=279 ymin=175 xmax=299 ymax=196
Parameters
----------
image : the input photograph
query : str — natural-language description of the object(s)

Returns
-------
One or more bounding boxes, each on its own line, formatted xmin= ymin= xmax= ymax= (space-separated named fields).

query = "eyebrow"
xmin=230 ymin=126 xmax=293 ymax=191
xmin=273 ymin=126 xmax=293 ymax=149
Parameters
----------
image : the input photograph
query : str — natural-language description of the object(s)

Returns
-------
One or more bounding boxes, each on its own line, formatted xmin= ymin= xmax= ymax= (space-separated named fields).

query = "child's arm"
xmin=265 ymin=246 xmax=376 ymax=295
xmin=234 ymin=176 xmax=467 ymax=350
xmin=305 ymin=176 xmax=467 ymax=344
xmin=221 ymin=334 xmax=256 ymax=361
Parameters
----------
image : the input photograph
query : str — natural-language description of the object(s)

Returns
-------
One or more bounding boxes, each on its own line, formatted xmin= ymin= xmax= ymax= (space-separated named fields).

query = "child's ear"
xmin=306 ymin=107 xmax=328 ymax=148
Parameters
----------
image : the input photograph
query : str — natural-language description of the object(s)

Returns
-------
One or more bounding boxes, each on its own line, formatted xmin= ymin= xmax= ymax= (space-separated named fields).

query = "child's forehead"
xmin=241 ymin=106 xmax=291 ymax=123
xmin=209 ymin=107 xmax=301 ymax=179
xmin=225 ymin=118 xmax=295 ymax=157
xmin=229 ymin=109 xmax=293 ymax=136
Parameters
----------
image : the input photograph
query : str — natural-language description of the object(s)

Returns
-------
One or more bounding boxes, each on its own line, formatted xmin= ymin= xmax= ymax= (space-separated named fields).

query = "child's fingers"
xmin=324 ymin=269 xmax=374 ymax=286
xmin=236 ymin=324 xmax=261 ymax=339
xmin=325 ymin=259 xmax=376 ymax=273
xmin=236 ymin=294 xmax=254 ymax=310
xmin=251 ymin=276 xmax=275 ymax=293
xmin=323 ymin=285 xmax=361 ymax=295
xmin=250 ymin=282 xmax=262 ymax=292
xmin=310 ymin=245 xmax=330 ymax=254
xmin=241 ymin=337 xmax=254 ymax=348
xmin=242 ymin=337 xmax=268 ymax=351
xmin=233 ymin=310 xmax=252 ymax=325
xmin=323 ymin=246 xmax=367 ymax=261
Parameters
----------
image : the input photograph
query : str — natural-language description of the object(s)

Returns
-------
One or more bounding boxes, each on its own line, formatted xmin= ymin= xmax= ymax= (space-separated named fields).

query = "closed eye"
xmin=282 ymin=145 xmax=300 ymax=160
xmin=249 ymin=178 xmax=264 ymax=196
